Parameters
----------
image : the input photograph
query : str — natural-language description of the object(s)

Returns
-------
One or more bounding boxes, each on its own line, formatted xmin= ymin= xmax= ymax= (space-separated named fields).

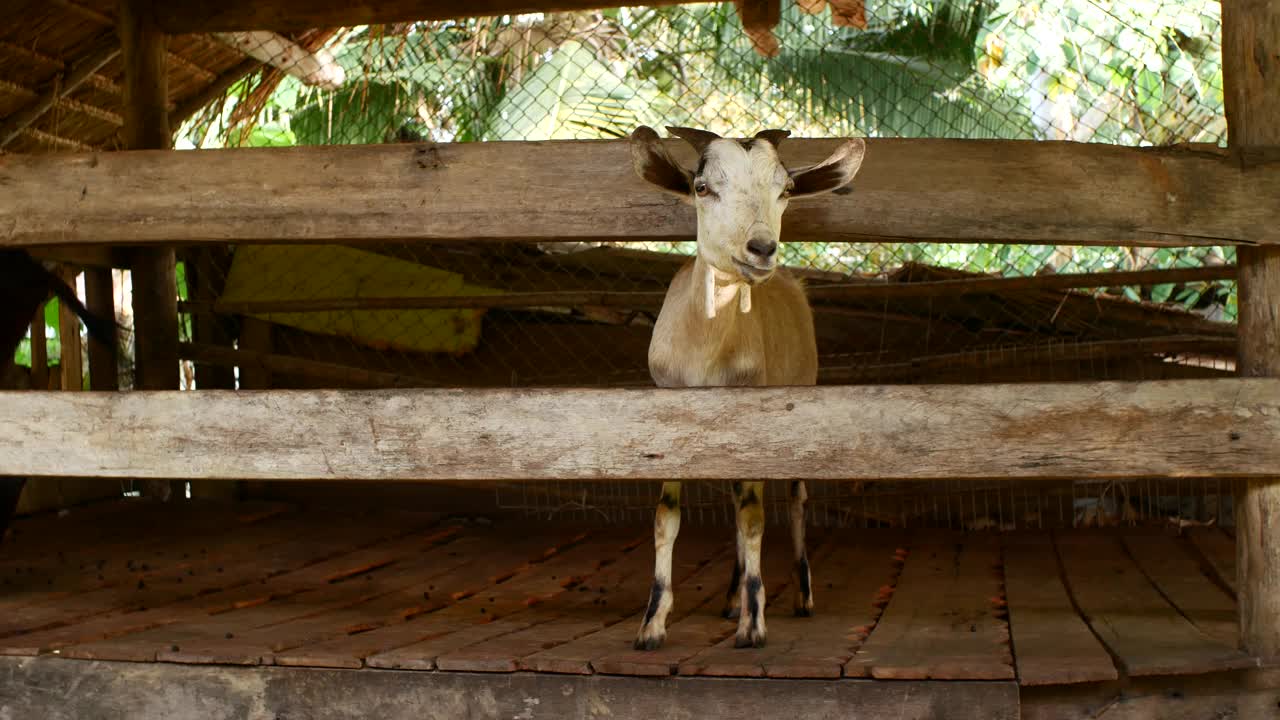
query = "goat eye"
xmin=781 ymin=181 xmax=794 ymax=199
xmin=694 ymin=181 xmax=709 ymax=197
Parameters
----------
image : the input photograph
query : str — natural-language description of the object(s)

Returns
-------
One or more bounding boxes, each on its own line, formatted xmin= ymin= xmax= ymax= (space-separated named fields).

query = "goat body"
xmin=629 ymin=126 xmax=865 ymax=650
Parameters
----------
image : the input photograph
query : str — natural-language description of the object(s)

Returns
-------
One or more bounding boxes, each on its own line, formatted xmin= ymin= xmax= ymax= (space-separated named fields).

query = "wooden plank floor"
xmin=0 ymin=501 xmax=1259 ymax=685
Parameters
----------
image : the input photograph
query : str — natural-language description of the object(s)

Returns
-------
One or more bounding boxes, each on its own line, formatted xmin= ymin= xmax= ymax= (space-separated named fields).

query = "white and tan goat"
xmin=630 ymin=126 xmax=866 ymax=650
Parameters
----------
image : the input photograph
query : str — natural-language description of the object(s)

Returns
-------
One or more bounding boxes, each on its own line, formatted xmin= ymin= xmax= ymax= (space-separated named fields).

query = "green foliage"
xmin=170 ymin=1 xmax=1233 ymax=320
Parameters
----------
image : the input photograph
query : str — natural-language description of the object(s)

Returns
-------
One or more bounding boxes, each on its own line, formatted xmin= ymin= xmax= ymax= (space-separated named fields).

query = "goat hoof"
xmin=734 ymin=630 xmax=766 ymax=649
xmin=794 ymin=607 xmax=813 ymax=618
xmin=634 ymin=631 xmax=666 ymax=651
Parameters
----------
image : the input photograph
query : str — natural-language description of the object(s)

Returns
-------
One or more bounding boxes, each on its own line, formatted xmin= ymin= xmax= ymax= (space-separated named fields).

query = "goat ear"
xmin=754 ymin=129 xmax=790 ymax=148
xmin=631 ymin=125 xmax=693 ymax=198
xmin=789 ymin=138 xmax=865 ymax=197
xmin=666 ymin=126 xmax=721 ymax=155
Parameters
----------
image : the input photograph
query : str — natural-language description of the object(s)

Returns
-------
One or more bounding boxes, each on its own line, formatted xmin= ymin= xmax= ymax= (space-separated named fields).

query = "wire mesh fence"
xmin=490 ymin=477 xmax=1233 ymax=530
xmin=159 ymin=0 xmax=1238 ymax=395
xmin=1 ymin=1 xmax=1241 ymax=526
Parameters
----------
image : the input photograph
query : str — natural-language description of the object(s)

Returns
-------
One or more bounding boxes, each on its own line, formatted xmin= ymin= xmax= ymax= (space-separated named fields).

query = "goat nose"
xmin=746 ymin=237 xmax=778 ymax=259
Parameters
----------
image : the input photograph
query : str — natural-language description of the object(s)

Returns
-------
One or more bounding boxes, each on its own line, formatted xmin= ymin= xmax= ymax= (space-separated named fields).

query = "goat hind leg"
xmin=790 ymin=481 xmax=814 ymax=616
xmin=635 ymin=482 xmax=681 ymax=650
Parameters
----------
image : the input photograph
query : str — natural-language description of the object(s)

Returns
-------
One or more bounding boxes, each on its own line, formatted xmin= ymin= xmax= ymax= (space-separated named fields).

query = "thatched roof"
xmin=0 ymin=0 xmax=270 ymax=154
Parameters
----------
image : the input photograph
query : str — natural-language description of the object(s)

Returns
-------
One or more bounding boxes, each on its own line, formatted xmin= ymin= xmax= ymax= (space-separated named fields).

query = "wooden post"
xmin=1224 ymin=0 xmax=1280 ymax=660
xmin=57 ymin=268 xmax=84 ymax=392
xmin=120 ymin=0 xmax=182 ymax=501
xmin=29 ymin=303 xmax=47 ymax=391
xmin=84 ymin=267 xmax=117 ymax=391
xmin=182 ymin=248 xmax=240 ymax=501
xmin=119 ymin=0 xmax=178 ymax=393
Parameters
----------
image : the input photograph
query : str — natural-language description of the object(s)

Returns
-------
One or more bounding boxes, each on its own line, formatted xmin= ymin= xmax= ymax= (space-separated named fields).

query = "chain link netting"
xmin=5 ymin=2 xmax=1238 ymax=524
xmin=155 ymin=0 xmax=1236 ymax=398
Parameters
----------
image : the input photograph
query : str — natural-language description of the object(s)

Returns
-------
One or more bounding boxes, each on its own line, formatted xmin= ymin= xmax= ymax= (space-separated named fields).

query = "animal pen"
xmin=0 ymin=0 xmax=1277 ymax=717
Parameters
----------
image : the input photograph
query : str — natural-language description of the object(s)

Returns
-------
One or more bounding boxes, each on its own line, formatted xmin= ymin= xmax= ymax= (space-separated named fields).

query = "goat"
xmin=0 ymin=251 xmax=118 ymax=542
xmin=629 ymin=126 xmax=865 ymax=650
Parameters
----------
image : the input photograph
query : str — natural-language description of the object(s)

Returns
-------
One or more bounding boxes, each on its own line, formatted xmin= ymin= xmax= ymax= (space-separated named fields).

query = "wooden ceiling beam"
xmin=154 ymin=0 xmax=692 ymax=33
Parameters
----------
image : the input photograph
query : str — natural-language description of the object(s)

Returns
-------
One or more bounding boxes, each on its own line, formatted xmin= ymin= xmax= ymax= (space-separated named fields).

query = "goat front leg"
xmin=734 ymin=481 xmax=767 ymax=648
xmin=722 ymin=482 xmax=745 ymax=619
xmin=636 ymin=481 xmax=681 ymax=650
xmin=790 ymin=481 xmax=814 ymax=616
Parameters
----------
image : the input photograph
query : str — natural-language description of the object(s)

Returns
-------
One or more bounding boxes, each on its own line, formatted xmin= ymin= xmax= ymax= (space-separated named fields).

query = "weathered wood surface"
xmin=156 ymin=0 xmax=690 ymax=33
xmin=848 ymin=535 xmax=1013 ymax=680
xmin=1000 ymin=533 xmax=1116 ymax=686
xmin=0 ymin=657 xmax=1020 ymax=720
xmin=1188 ymin=527 xmax=1237 ymax=593
xmin=760 ymin=533 xmax=901 ymax=678
xmin=1121 ymin=533 xmax=1238 ymax=648
xmin=1055 ymin=533 xmax=1255 ymax=676
xmin=1 ymin=139 xmax=1276 ymax=248
xmin=1022 ymin=668 xmax=1280 ymax=720
xmin=2 ymin=380 xmax=1278 ymax=482
xmin=120 ymin=0 xmax=180 ymax=398
xmin=1225 ymin=0 xmax=1280 ymax=662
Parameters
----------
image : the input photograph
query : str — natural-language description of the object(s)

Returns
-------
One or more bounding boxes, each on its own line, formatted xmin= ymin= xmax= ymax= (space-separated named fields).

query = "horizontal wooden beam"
xmin=178 ymin=265 xmax=1240 ymax=315
xmin=1 ymin=139 xmax=1275 ymax=249
xmin=0 ymin=379 xmax=1275 ymax=481
xmin=155 ymin=0 xmax=690 ymax=33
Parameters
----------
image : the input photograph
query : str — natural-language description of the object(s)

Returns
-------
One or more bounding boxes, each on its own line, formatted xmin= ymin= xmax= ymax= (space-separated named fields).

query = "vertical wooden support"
xmin=121 ymin=0 xmax=182 ymax=501
xmin=57 ymin=268 xmax=83 ymax=392
xmin=238 ymin=317 xmax=273 ymax=500
xmin=183 ymin=248 xmax=240 ymax=500
xmin=1224 ymin=0 xmax=1280 ymax=659
xmin=120 ymin=0 xmax=178 ymax=393
xmin=29 ymin=303 xmax=47 ymax=390
xmin=84 ymin=267 xmax=118 ymax=391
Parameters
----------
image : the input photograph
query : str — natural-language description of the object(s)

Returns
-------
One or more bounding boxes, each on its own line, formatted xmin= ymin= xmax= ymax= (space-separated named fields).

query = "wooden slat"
xmin=431 ymin=532 xmax=707 ymax=673
xmin=1 ymin=140 xmax=1275 ymax=248
xmin=65 ymin=525 xmax=482 ymax=664
xmin=44 ymin=522 xmax=459 ymax=663
xmin=1001 ymin=533 xmax=1117 ymax=686
xmin=155 ymin=0 xmax=690 ymax=33
xmin=517 ymin=535 xmax=743 ymax=676
xmin=848 ymin=535 xmax=1013 ymax=680
xmin=269 ymin=530 xmax=638 ymax=669
xmin=1121 ymin=533 xmax=1239 ymax=648
xmin=1 ymin=510 xmax=436 ymax=656
xmin=1055 ymin=532 xmax=1256 ymax=676
xmin=2 ymin=380 xmax=1278 ymax=482
xmin=676 ymin=532 xmax=831 ymax=678
xmin=760 ymin=533 xmax=903 ymax=679
xmin=0 ymin=503 xmax=295 ymax=610
xmin=1188 ymin=527 xmax=1237 ymax=593
xmin=224 ymin=528 xmax=616 ymax=668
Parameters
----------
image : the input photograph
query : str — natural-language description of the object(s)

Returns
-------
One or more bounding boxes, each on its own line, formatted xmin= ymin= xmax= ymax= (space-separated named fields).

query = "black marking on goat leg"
xmin=795 ymin=556 xmax=813 ymax=617
xmin=735 ymin=575 xmax=766 ymax=648
xmin=642 ymin=579 xmax=665 ymax=626
xmin=738 ymin=488 xmax=759 ymax=510
xmin=745 ymin=575 xmax=762 ymax=621
xmin=722 ymin=560 xmax=743 ymax=618
xmin=659 ymin=492 xmax=679 ymax=510
xmin=789 ymin=481 xmax=802 ymax=498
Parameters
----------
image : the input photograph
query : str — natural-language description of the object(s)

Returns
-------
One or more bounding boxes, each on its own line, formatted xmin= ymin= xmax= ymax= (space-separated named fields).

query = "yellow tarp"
xmin=221 ymin=245 xmax=497 ymax=355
